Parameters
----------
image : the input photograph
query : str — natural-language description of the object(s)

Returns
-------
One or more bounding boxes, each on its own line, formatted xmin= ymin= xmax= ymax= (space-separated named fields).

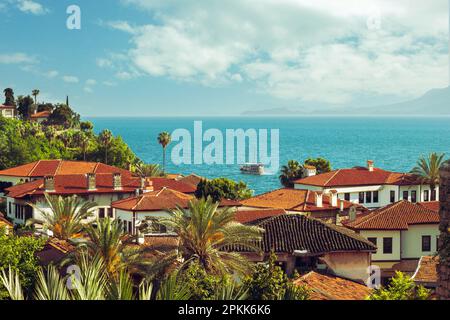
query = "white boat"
xmin=240 ymin=163 xmax=265 ymax=175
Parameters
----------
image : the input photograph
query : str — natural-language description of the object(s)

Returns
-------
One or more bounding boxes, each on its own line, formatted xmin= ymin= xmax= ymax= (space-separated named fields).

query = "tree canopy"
xmin=195 ymin=178 xmax=253 ymax=201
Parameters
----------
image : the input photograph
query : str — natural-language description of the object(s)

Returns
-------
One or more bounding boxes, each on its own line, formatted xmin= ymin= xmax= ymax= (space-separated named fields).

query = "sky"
xmin=0 ymin=0 xmax=448 ymax=116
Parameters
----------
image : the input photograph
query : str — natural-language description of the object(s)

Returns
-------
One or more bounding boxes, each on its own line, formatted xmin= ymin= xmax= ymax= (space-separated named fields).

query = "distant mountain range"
xmin=242 ymin=86 xmax=450 ymax=116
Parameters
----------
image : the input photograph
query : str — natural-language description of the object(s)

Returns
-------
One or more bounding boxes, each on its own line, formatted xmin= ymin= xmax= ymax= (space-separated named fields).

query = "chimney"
xmin=329 ymin=190 xmax=338 ymax=207
xmin=113 ymin=173 xmax=122 ymax=190
xmin=143 ymin=179 xmax=154 ymax=193
xmin=44 ymin=176 xmax=55 ymax=192
xmin=349 ymin=206 xmax=357 ymax=222
xmin=315 ymin=191 xmax=323 ymax=208
xmin=87 ymin=173 xmax=96 ymax=191
xmin=367 ymin=160 xmax=374 ymax=172
xmin=304 ymin=165 xmax=317 ymax=177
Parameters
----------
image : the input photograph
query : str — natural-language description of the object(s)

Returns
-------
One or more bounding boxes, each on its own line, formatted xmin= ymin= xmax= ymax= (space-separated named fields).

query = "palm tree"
xmin=279 ymin=160 xmax=304 ymax=188
xmin=74 ymin=132 xmax=90 ymax=161
xmin=158 ymin=197 xmax=263 ymax=275
xmin=3 ymin=88 xmax=15 ymax=106
xmin=135 ymin=163 xmax=164 ymax=178
xmin=99 ymin=129 xmax=113 ymax=164
xmin=157 ymin=132 xmax=172 ymax=174
xmin=411 ymin=152 xmax=446 ymax=200
xmin=84 ymin=218 xmax=139 ymax=277
xmin=29 ymin=193 xmax=97 ymax=240
xmin=32 ymin=89 xmax=40 ymax=105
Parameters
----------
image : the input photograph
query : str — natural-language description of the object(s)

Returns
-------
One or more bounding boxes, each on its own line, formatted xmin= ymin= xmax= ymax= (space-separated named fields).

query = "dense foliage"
xmin=279 ymin=160 xmax=303 ymax=188
xmin=244 ymin=252 xmax=310 ymax=300
xmin=0 ymin=116 xmax=138 ymax=170
xmin=0 ymin=234 xmax=45 ymax=299
xmin=304 ymin=157 xmax=332 ymax=174
xmin=368 ymin=271 xmax=430 ymax=300
xmin=195 ymin=178 xmax=253 ymax=201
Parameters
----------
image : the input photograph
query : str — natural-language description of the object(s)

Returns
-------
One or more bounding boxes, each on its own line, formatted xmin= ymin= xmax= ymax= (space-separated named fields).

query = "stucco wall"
xmin=321 ymin=251 xmax=371 ymax=282
xmin=359 ymin=230 xmax=401 ymax=261
xmin=401 ymin=224 xmax=440 ymax=259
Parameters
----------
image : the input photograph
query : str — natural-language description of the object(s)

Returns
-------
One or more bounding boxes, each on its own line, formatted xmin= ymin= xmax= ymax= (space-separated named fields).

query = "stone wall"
xmin=438 ymin=161 xmax=450 ymax=300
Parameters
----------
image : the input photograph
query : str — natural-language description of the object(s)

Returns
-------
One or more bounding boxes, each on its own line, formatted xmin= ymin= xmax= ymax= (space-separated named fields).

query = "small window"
xmin=8 ymin=202 xmax=11 ymax=214
xmin=107 ymin=208 xmax=113 ymax=218
xmin=359 ymin=192 xmax=365 ymax=203
xmin=373 ymin=191 xmax=379 ymax=203
xmin=422 ymin=236 xmax=431 ymax=252
xmin=403 ymin=191 xmax=409 ymax=201
xmin=368 ymin=237 xmax=377 ymax=246
xmin=424 ymin=190 xmax=429 ymax=202
xmin=411 ymin=191 xmax=417 ymax=203
xmin=128 ymin=221 xmax=133 ymax=234
xmin=365 ymin=192 xmax=372 ymax=204
xmin=390 ymin=191 xmax=396 ymax=203
xmin=383 ymin=238 xmax=393 ymax=254
xmin=344 ymin=193 xmax=350 ymax=201
xmin=98 ymin=208 xmax=105 ymax=219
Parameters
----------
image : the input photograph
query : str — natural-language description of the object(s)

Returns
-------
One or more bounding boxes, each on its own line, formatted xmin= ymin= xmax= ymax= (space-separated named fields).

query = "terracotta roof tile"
xmin=418 ymin=201 xmax=440 ymax=213
xmin=294 ymin=271 xmax=371 ymax=300
xmin=413 ymin=256 xmax=439 ymax=285
xmin=233 ymin=214 xmax=376 ymax=254
xmin=150 ymin=177 xmax=196 ymax=194
xmin=112 ymin=188 xmax=193 ymax=212
xmin=177 ymin=174 xmax=204 ymax=188
xmin=235 ymin=209 xmax=286 ymax=224
xmin=0 ymin=105 xmax=15 ymax=109
xmin=0 ymin=160 xmax=131 ymax=178
xmin=295 ymin=167 xmax=420 ymax=187
xmin=344 ymin=201 xmax=440 ymax=230
xmin=240 ymin=188 xmax=356 ymax=212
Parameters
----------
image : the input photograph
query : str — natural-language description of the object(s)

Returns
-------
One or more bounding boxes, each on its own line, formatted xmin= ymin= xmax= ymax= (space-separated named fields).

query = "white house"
xmin=343 ymin=200 xmax=440 ymax=281
xmin=30 ymin=110 xmax=51 ymax=123
xmin=294 ymin=160 xmax=438 ymax=209
xmin=0 ymin=105 xmax=16 ymax=119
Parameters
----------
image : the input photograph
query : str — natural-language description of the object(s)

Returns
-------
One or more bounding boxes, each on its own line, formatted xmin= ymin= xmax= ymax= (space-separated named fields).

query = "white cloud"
xmin=86 ymin=79 xmax=97 ymax=86
xmin=44 ymin=70 xmax=59 ymax=78
xmin=110 ymin=0 xmax=448 ymax=103
xmin=16 ymin=0 xmax=48 ymax=15
xmin=62 ymin=75 xmax=79 ymax=83
xmin=0 ymin=52 xmax=37 ymax=64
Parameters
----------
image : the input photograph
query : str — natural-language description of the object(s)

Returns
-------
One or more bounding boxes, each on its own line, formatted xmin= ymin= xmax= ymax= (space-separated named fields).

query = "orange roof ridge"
xmin=324 ymin=169 xmax=341 ymax=186
xmin=54 ymin=160 xmax=64 ymax=175
xmin=133 ymin=194 xmax=147 ymax=211
xmin=28 ymin=160 xmax=43 ymax=177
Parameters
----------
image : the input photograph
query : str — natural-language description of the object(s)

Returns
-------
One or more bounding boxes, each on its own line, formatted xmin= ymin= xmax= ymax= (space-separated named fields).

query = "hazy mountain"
xmin=242 ymin=87 xmax=450 ymax=116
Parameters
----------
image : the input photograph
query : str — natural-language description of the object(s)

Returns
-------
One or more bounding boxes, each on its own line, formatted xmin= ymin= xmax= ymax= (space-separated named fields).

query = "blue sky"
xmin=0 ymin=0 xmax=448 ymax=116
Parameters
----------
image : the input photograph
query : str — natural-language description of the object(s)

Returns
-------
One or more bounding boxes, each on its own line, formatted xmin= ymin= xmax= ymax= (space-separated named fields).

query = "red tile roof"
xmin=418 ymin=201 xmax=440 ymax=213
xmin=344 ymin=200 xmax=440 ymax=230
xmin=413 ymin=256 xmax=439 ymax=285
xmin=176 ymin=174 xmax=204 ymax=188
xmin=112 ymin=188 xmax=193 ymax=212
xmin=0 ymin=105 xmax=15 ymax=109
xmin=240 ymin=188 xmax=356 ymax=212
xmin=294 ymin=271 xmax=371 ymax=300
xmin=5 ymin=173 xmax=198 ymax=199
xmin=150 ymin=177 xmax=196 ymax=194
xmin=112 ymin=188 xmax=239 ymax=212
xmin=30 ymin=111 xmax=51 ymax=119
xmin=294 ymin=167 xmax=420 ymax=187
xmin=235 ymin=209 xmax=286 ymax=224
xmin=0 ymin=160 xmax=131 ymax=178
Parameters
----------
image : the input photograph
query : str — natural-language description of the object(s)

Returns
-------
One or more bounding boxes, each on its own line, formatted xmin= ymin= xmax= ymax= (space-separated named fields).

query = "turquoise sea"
xmin=87 ymin=117 xmax=450 ymax=195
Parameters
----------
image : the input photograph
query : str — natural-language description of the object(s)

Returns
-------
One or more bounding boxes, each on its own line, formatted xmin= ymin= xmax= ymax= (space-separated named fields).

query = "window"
xmin=431 ymin=189 xmax=436 ymax=201
xmin=365 ymin=192 xmax=372 ymax=204
xmin=128 ymin=221 xmax=133 ymax=234
xmin=359 ymin=192 xmax=365 ymax=203
xmin=368 ymin=237 xmax=377 ymax=246
xmin=8 ymin=202 xmax=11 ymax=214
xmin=411 ymin=191 xmax=417 ymax=203
xmin=373 ymin=191 xmax=379 ymax=203
xmin=344 ymin=193 xmax=350 ymax=201
xmin=422 ymin=236 xmax=431 ymax=252
xmin=383 ymin=238 xmax=393 ymax=254
xmin=403 ymin=191 xmax=409 ymax=201
xmin=98 ymin=208 xmax=105 ymax=219
xmin=424 ymin=190 xmax=429 ymax=202
xmin=390 ymin=191 xmax=396 ymax=203
xmin=107 ymin=208 xmax=113 ymax=218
